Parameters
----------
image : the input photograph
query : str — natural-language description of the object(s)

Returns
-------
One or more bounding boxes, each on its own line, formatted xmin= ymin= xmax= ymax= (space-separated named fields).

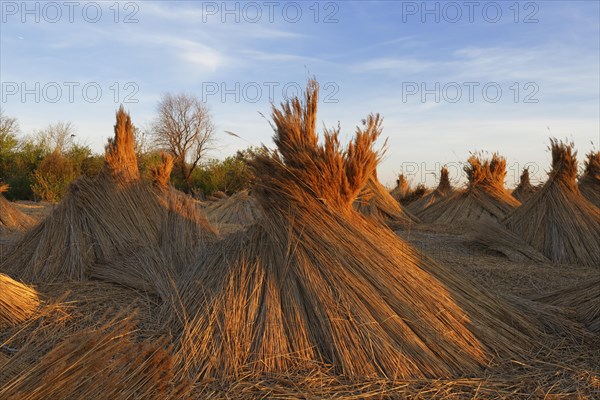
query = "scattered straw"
xmin=537 ymin=278 xmax=600 ymax=333
xmin=0 ymin=312 xmax=191 ymax=399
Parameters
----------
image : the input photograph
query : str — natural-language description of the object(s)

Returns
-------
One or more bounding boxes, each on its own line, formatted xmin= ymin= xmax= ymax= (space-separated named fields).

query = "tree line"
xmin=0 ymin=94 xmax=254 ymax=202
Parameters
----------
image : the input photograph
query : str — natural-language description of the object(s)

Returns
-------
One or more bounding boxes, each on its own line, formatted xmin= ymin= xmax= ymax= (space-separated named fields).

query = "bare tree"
xmin=151 ymin=93 xmax=216 ymax=188
xmin=36 ymin=121 xmax=76 ymax=154
xmin=133 ymin=125 xmax=150 ymax=158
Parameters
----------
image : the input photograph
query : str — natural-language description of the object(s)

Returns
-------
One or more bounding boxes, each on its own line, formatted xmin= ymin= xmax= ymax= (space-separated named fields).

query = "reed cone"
xmin=390 ymin=174 xmax=409 ymax=201
xmin=167 ymin=79 xmax=543 ymax=382
xmin=512 ymin=167 xmax=537 ymax=203
xmin=0 ymin=109 xmax=217 ymax=283
xmin=503 ymin=139 xmax=600 ymax=266
xmin=407 ymin=167 xmax=453 ymax=214
xmin=205 ymin=189 xmax=263 ymax=227
xmin=0 ymin=191 xmax=35 ymax=231
xmin=579 ymin=150 xmax=600 ymax=208
xmin=354 ymin=176 xmax=419 ymax=228
xmin=418 ymin=154 xmax=520 ymax=224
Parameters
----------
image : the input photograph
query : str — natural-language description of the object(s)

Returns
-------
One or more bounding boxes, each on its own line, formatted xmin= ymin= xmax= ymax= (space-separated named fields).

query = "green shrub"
xmin=31 ymin=151 xmax=77 ymax=202
xmin=80 ymin=155 xmax=105 ymax=178
xmin=2 ymin=139 xmax=46 ymax=200
xmin=191 ymin=148 xmax=256 ymax=196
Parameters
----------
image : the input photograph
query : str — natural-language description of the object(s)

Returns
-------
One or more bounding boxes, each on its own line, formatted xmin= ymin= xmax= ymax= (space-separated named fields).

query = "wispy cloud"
xmin=140 ymin=2 xmax=306 ymax=39
xmin=352 ymin=57 xmax=435 ymax=74
xmin=139 ymin=35 xmax=225 ymax=71
xmin=241 ymin=50 xmax=326 ymax=64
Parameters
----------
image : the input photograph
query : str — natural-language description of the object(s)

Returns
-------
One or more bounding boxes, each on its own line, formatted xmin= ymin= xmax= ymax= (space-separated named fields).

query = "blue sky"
xmin=1 ymin=0 xmax=599 ymax=187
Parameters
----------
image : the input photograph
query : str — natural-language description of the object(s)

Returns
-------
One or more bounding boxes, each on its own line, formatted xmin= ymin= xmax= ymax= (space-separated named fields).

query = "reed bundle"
xmin=0 ymin=193 xmax=35 ymax=231
xmin=0 ymin=273 xmax=39 ymax=327
xmin=205 ymin=189 xmax=263 ymax=227
xmin=418 ymin=154 xmax=521 ymax=224
xmin=407 ymin=167 xmax=453 ymax=214
xmin=166 ymin=80 xmax=543 ymax=382
xmin=354 ymin=176 xmax=418 ymax=228
xmin=503 ymin=140 xmax=600 ymax=266
xmin=579 ymin=150 xmax=600 ymax=208
xmin=511 ymin=167 xmax=538 ymax=202
xmin=102 ymin=106 xmax=140 ymax=182
xmin=0 ymin=108 xmax=217 ymax=283
xmin=389 ymin=174 xmax=409 ymax=201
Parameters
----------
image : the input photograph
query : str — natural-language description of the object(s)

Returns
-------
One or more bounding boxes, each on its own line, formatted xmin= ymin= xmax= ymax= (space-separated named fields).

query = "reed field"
xmin=0 ymin=81 xmax=599 ymax=399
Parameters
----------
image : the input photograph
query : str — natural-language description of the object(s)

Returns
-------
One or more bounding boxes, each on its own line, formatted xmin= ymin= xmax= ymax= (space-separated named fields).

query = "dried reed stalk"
xmin=102 ymin=106 xmax=140 ymax=182
xmin=0 ymin=273 xmax=40 ymax=327
xmin=151 ymin=152 xmax=174 ymax=189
